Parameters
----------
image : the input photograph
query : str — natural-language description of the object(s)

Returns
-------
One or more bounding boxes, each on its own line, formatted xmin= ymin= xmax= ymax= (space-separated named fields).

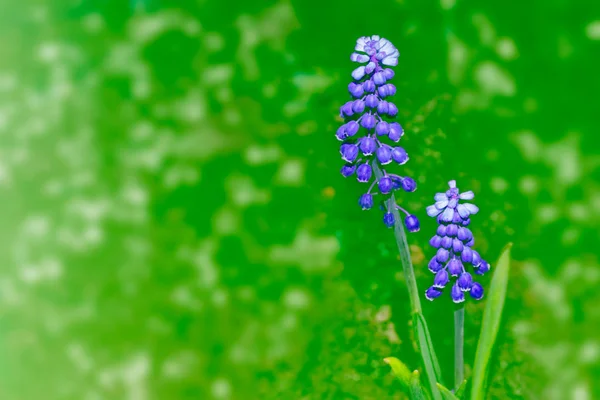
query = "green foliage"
xmin=471 ymin=244 xmax=513 ymax=400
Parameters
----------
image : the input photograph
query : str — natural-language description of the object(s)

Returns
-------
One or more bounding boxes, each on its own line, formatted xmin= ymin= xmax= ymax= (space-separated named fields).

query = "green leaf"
xmin=409 ymin=370 xmax=427 ymax=400
xmin=413 ymin=313 xmax=443 ymax=400
xmin=383 ymin=357 xmax=412 ymax=388
xmin=455 ymin=380 xmax=467 ymax=398
xmin=470 ymin=243 xmax=513 ymax=400
xmin=436 ymin=383 xmax=460 ymax=400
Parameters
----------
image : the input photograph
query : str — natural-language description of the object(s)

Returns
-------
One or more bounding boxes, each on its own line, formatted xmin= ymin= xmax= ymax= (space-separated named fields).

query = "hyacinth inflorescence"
xmin=424 ymin=180 xmax=490 ymax=303
xmin=337 ymin=35 xmax=419 ymax=231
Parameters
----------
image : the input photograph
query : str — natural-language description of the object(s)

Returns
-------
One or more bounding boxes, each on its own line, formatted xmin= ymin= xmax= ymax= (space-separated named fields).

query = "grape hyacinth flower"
xmin=424 ymin=180 xmax=490 ymax=303
xmin=337 ymin=35 xmax=419 ymax=231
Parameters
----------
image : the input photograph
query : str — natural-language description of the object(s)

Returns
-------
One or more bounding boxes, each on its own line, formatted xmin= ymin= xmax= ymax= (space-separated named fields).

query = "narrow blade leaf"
xmin=436 ymin=383 xmax=460 ymax=400
xmin=409 ymin=370 xmax=427 ymax=400
xmin=413 ymin=313 xmax=443 ymax=400
xmin=383 ymin=357 xmax=412 ymax=388
xmin=455 ymin=380 xmax=467 ymax=398
xmin=470 ymin=243 xmax=513 ymax=400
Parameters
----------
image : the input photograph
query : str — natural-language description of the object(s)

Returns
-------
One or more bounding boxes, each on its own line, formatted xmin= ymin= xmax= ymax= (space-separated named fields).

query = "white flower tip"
xmin=448 ymin=180 xmax=457 ymax=188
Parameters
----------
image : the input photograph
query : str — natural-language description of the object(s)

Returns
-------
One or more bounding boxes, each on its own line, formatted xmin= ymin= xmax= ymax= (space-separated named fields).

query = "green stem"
xmin=454 ymin=307 xmax=465 ymax=390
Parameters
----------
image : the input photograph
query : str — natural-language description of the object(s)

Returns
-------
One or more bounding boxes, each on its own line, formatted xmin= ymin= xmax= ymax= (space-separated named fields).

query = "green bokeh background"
xmin=1 ymin=0 xmax=599 ymax=399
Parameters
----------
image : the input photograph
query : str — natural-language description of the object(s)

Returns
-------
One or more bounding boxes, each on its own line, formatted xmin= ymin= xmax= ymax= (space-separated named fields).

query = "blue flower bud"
xmin=446 ymin=224 xmax=458 ymax=237
xmin=383 ymin=212 xmax=395 ymax=228
xmin=471 ymin=250 xmax=481 ymax=267
xmin=336 ymin=125 xmax=348 ymax=141
xmin=373 ymin=71 xmax=386 ymax=85
xmin=378 ymin=176 xmax=393 ymax=194
xmin=470 ymin=282 xmax=484 ymax=300
xmin=434 ymin=269 xmax=449 ymax=288
xmin=391 ymin=176 xmax=402 ymax=190
xmin=475 ymin=260 xmax=490 ymax=275
xmin=425 ymin=286 xmax=443 ymax=301
xmin=346 ymin=120 xmax=359 ymax=136
xmin=389 ymin=122 xmax=404 ymax=141
xmin=383 ymin=68 xmax=395 ymax=80
xmin=441 ymin=236 xmax=452 ymax=249
xmin=378 ymin=85 xmax=390 ymax=97
xmin=461 ymin=246 xmax=473 ymax=263
xmin=356 ymin=163 xmax=372 ymax=182
xmin=349 ymin=83 xmax=364 ymax=98
xmin=341 ymin=101 xmax=354 ymax=117
xmin=404 ymin=215 xmax=420 ymax=232
xmin=429 ymin=235 xmax=442 ymax=248
xmin=457 ymin=227 xmax=472 ymax=242
xmin=452 ymin=238 xmax=464 ymax=253
xmin=451 ymin=282 xmax=465 ymax=303
xmin=377 ymin=100 xmax=389 ymax=114
xmin=352 ymin=99 xmax=365 ymax=113
xmin=350 ymin=52 xmax=369 ymax=63
xmin=359 ymin=193 xmax=374 ymax=210
xmin=385 ymin=83 xmax=396 ymax=96
xmin=437 ymin=225 xmax=447 ymax=236
xmin=365 ymin=94 xmax=379 ymax=108
xmin=428 ymin=257 xmax=443 ymax=273
xmin=363 ymin=79 xmax=375 ymax=93
xmin=361 ymin=114 xmax=376 ymax=130
xmin=376 ymin=145 xmax=392 ymax=165
xmin=359 ymin=136 xmax=377 ymax=156
xmin=365 ymin=61 xmax=377 ymax=74
xmin=461 ymin=218 xmax=471 ymax=226
xmin=436 ymin=248 xmax=449 ymax=263
xmin=375 ymin=121 xmax=390 ymax=136
xmin=352 ymin=66 xmax=366 ymax=80
xmin=447 ymin=258 xmax=463 ymax=276
xmin=340 ymin=164 xmax=356 ymax=177
xmin=401 ymin=177 xmax=416 ymax=192
xmin=457 ymin=272 xmax=473 ymax=291
xmin=341 ymin=144 xmax=359 ymax=163
xmin=387 ymin=102 xmax=398 ymax=117
xmin=466 ymin=238 xmax=475 ymax=247
xmin=391 ymin=147 xmax=408 ymax=164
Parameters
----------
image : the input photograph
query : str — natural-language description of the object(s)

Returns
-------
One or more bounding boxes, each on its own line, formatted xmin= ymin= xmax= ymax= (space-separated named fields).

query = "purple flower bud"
xmin=441 ymin=236 xmax=452 ymax=249
xmin=391 ymin=176 xmax=402 ymax=190
xmin=378 ymin=176 xmax=393 ymax=194
xmin=350 ymin=52 xmax=369 ymax=63
xmin=446 ymin=224 xmax=458 ymax=237
xmin=335 ymin=125 xmax=348 ymax=141
xmin=447 ymin=258 xmax=463 ymax=276
xmin=391 ymin=147 xmax=408 ymax=164
xmin=437 ymin=225 xmax=447 ymax=236
xmin=425 ymin=286 xmax=443 ymax=301
xmin=346 ymin=120 xmax=359 ymax=136
xmin=461 ymin=247 xmax=473 ymax=263
xmin=352 ymin=66 xmax=366 ymax=80
xmin=376 ymin=146 xmax=392 ymax=165
xmin=363 ymin=79 xmax=375 ymax=93
xmin=365 ymin=94 xmax=379 ymax=108
xmin=365 ymin=61 xmax=376 ymax=74
xmin=349 ymin=83 xmax=364 ymax=98
xmin=466 ymin=238 xmax=475 ymax=247
xmin=457 ymin=227 xmax=472 ymax=242
xmin=373 ymin=71 xmax=386 ymax=85
xmin=340 ymin=164 xmax=356 ymax=177
xmin=428 ymin=258 xmax=443 ymax=273
xmin=341 ymin=101 xmax=354 ymax=117
xmin=461 ymin=218 xmax=471 ymax=226
xmin=457 ymin=272 xmax=473 ymax=291
xmin=401 ymin=177 xmax=416 ymax=192
xmin=383 ymin=68 xmax=395 ymax=80
xmin=360 ymin=136 xmax=377 ymax=155
xmin=375 ymin=121 xmax=390 ymax=136
xmin=359 ymin=193 xmax=373 ymax=210
xmin=389 ymin=122 xmax=404 ymax=141
xmin=387 ymin=102 xmax=398 ymax=117
xmin=378 ymin=85 xmax=390 ymax=97
xmin=470 ymin=282 xmax=484 ymax=300
xmin=429 ymin=235 xmax=442 ymax=248
xmin=471 ymin=251 xmax=481 ymax=267
xmin=436 ymin=248 xmax=449 ymax=263
xmin=377 ymin=100 xmax=389 ymax=114
xmin=341 ymin=144 xmax=359 ymax=162
xmin=352 ymin=99 xmax=365 ymax=113
xmin=404 ymin=215 xmax=420 ymax=232
xmin=434 ymin=269 xmax=449 ymax=288
xmin=475 ymin=260 xmax=490 ymax=275
xmin=385 ymin=84 xmax=396 ymax=96
xmin=361 ymin=114 xmax=376 ymax=129
xmin=451 ymin=282 xmax=465 ymax=303
xmin=383 ymin=212 xmax=395 ymax=228
xmin=452 ymin=238 xmax=464 ymax=253
xmin=356 ymin=163 xmax=372 ymax=182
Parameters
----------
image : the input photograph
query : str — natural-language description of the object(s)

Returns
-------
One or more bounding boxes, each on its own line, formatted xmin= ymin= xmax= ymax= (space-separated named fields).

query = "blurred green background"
xmin=1 ymin=0 xmax=599 ymax=398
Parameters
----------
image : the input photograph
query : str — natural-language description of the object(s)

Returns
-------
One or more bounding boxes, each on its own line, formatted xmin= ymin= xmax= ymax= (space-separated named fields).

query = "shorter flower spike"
xmin=424 ymin=180 xmax=489 ymax=302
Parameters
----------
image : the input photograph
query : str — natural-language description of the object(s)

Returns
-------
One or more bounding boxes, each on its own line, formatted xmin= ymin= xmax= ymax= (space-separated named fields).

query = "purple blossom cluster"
xmin=337 ymin=35 xmax=419 ymax=231
xmin=424 ymin=180 xmax=490 ymax=303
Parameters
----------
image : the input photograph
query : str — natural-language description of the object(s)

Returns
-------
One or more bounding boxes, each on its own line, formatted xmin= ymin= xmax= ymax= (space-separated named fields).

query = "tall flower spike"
xmin=337 ymin=35 xmax=418 ymax=230
xmin=424 ymin=180 xmax=490 ymax=303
